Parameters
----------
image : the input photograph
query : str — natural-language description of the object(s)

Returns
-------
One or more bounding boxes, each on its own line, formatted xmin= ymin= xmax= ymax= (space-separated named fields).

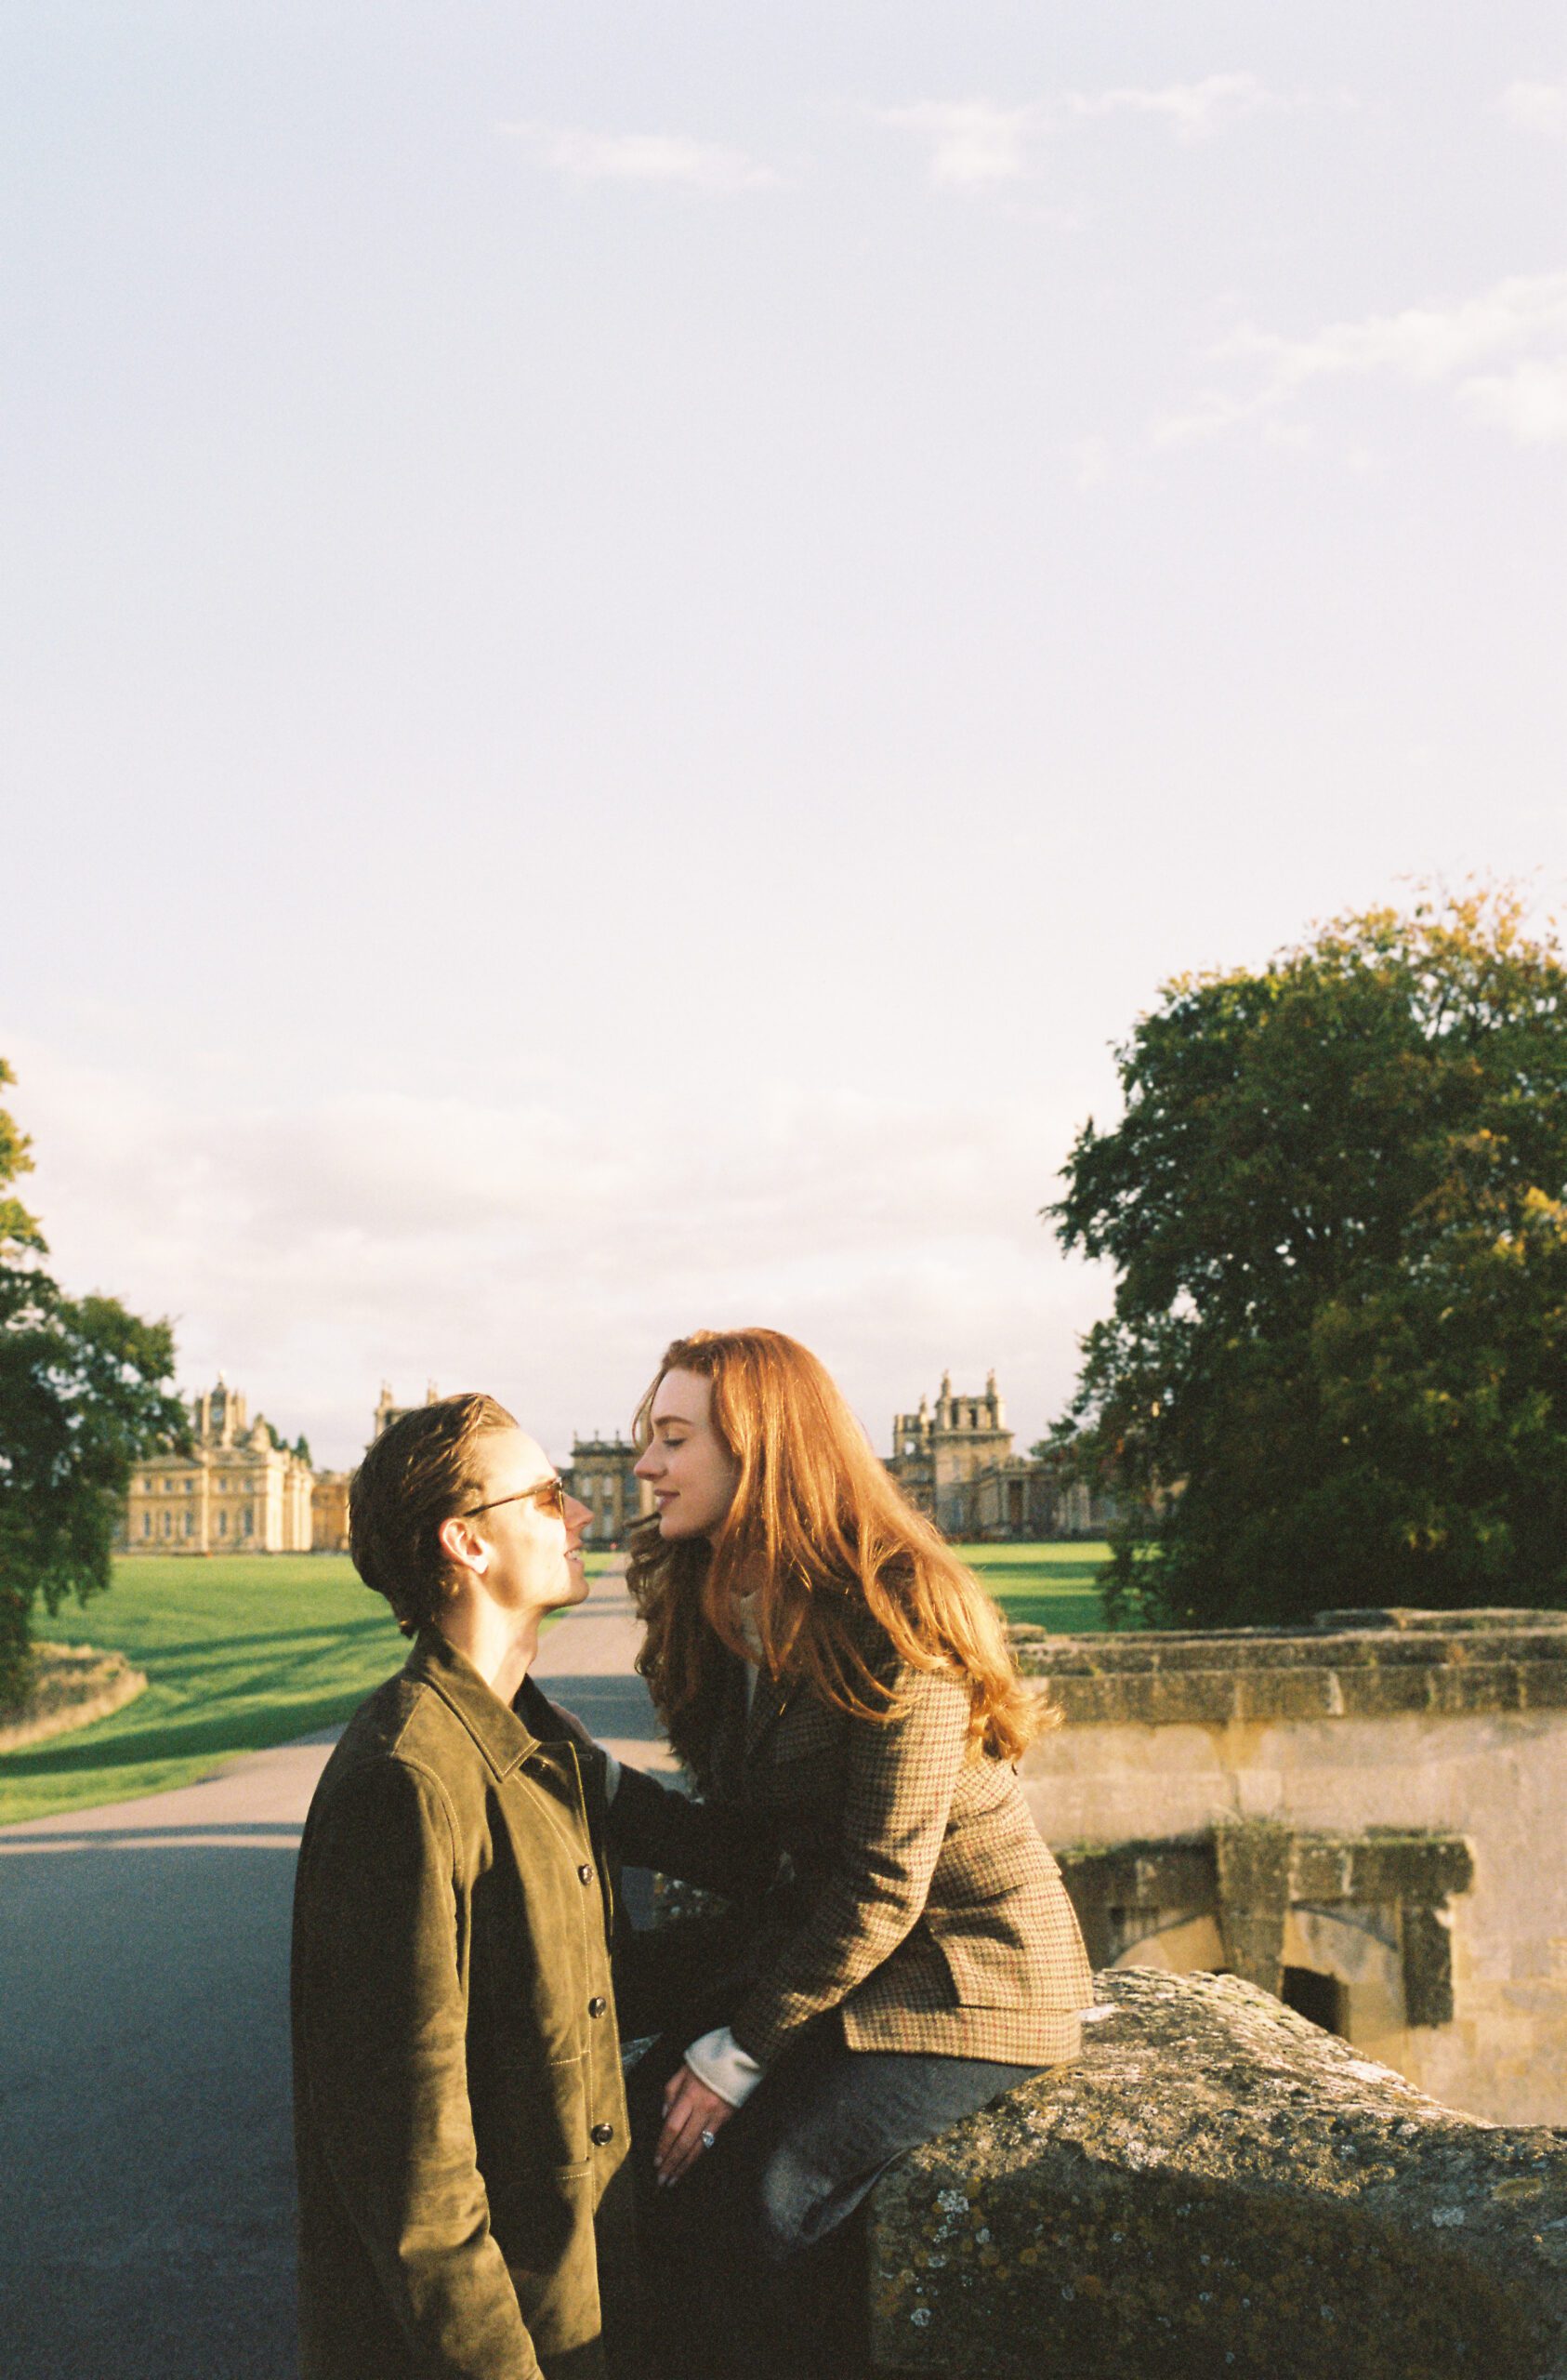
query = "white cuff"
xmin=683 ymin=2026 xmax=765 ymax=2110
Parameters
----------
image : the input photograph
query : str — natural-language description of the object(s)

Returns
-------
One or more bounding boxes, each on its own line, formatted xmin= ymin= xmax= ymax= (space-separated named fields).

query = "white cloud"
xmin=873 ymin=79 xmax=1291 ymax=182
xmin=873 ymin=100 xmax=1043 ymax=186
xmin=1458 ymin=354 xmax=1567 ymax=443
xmin=1496 ymin=79 xmax=1567 ymax=137
xmin=1156 ymin=271 xmax=1567 ymax=448
xmin=13 ymin=1047 xmax=1107 ymax=1473
xmin=1067 ymin=73 xmax=1284 ymax=142
xmin=507 ymin=124 xmax=778 ymax=191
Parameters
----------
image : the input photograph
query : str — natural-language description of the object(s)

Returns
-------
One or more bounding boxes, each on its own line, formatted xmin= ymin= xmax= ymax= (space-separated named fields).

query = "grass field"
xmin=0 ymin=1542 xmax=1108 ymax=1827
xmin=0 ymin=1552 xmax=617 ymax=1828
xmin=955 ymin=1542 xmax=1110 ymax=1633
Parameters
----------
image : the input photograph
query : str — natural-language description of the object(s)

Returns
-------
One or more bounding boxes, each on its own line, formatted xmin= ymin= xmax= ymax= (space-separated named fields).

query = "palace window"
xmin=142 ymin=1514 xmax=151 ymax=1538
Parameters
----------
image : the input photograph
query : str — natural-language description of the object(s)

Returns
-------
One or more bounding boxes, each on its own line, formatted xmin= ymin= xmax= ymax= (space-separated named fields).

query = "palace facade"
xmin=121 ymin=1379 xmax=314 ymax=1554
xmin=120 ymin=1371 xmax=1116 ymax=1559
xmin=887 ymin=1371 xmax=1120 ymax=1540
xmin=372 ymin=1382 xmax=441 ymax=1439
xmin=562 ymin=1435 xmax=651 ymax=1545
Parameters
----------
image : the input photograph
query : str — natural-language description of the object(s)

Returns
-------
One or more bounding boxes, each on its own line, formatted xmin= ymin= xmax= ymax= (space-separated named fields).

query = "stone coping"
xmin=866 ymin=1965 xmax=1567 ymax=2380
xmin=1011 ymin=1606 xmax=1567 ymax=1726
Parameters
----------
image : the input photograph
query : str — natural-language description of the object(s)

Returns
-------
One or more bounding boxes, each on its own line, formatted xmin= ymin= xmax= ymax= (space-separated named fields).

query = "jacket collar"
xmin=405 ymin=1628 xmax=544 ymax=1781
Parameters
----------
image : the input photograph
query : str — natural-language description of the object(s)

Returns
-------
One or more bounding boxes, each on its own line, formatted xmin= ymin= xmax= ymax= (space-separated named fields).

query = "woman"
xmin=604 ymin=1329 xmax=1092 ymax=2380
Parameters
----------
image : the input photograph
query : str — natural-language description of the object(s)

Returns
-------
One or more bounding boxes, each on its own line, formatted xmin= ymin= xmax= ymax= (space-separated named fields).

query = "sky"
xmin=3 ymin=2 xmax=1565 ymax=1468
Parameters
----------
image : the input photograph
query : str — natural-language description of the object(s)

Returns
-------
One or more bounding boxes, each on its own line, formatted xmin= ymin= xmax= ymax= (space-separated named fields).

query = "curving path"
xmin=0 ymin=1563 xmax=667 ymax=2380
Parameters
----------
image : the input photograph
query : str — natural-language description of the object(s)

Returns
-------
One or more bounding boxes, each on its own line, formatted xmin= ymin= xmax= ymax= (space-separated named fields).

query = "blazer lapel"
xmin=743 ymin=1667 xmax=799 ymax=1766
xmin=704 ymin=1654 xmax=750 ymax=1800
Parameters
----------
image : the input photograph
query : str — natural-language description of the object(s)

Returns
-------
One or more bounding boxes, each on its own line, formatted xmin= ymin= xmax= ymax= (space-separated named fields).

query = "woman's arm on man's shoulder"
xmin=606 ymin=1761 xmax=779 ymax=1901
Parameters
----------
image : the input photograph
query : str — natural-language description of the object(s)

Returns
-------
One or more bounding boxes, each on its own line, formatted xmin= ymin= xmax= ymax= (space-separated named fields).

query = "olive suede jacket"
xmin=291 ymin=1632 xmax=634 ymax=2380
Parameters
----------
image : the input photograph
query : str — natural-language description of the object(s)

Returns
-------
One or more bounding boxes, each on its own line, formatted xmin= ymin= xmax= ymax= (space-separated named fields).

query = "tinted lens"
xmin=536 ymin=1476 xmax=566 ymax=1518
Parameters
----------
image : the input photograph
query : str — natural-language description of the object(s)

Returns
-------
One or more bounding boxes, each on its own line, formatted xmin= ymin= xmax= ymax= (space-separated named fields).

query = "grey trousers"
xmin=627 ymin=2014 xmax=1039 ymax=2379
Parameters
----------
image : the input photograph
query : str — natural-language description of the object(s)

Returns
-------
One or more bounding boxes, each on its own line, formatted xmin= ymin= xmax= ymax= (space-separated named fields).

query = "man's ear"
xmin=438 ymin=1511 xmax=488 ymax=1579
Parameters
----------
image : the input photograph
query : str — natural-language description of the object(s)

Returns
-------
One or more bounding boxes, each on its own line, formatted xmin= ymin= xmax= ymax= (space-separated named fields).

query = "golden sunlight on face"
xmin=632 ymin=1369 xmax=741 ymax=1540
xmin=467 ymin=1425 xmax=592 ymax=1613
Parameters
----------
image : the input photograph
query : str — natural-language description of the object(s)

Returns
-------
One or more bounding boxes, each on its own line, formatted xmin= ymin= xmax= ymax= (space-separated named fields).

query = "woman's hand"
xmin=655 ymin=2061 xmax=734 ymax=2186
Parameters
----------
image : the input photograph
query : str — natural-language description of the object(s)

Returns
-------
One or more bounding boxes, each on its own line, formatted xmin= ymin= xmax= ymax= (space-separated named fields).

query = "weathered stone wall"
xmin=866 ymin=1966 xmax=1567 ymax=2380
xmin=0 ymin=1641 xmax=147 ymax=1752
xmin=1017 ymin=1610 xmax=1567 ymax=2125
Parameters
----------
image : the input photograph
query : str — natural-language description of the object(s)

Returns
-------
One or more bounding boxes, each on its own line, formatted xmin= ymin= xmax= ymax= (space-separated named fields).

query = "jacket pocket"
xmin=930 ymin=1894 xmax=1091 ymax=2011
xmin=475 ymin=2052 xmax=593 ymax=2179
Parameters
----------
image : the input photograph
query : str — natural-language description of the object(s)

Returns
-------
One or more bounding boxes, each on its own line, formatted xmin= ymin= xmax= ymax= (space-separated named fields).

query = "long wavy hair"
xmin=627 ymin=1328 xmax=1049 ymax=1770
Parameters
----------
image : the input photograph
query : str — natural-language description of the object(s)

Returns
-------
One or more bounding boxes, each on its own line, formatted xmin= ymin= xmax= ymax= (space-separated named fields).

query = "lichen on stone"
xmin=865 ymin=1967 xmax=1567 ymax=2379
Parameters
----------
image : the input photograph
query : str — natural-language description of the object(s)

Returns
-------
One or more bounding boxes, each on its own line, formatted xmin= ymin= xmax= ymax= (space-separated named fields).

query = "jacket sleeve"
xmin=606 ymin=1761 xmax=780 ymax=1903
xmin=294 ymin=1755 xmax=542 ymax=2380
xmin=725 ymin=1663 xmax=974 ymax=2066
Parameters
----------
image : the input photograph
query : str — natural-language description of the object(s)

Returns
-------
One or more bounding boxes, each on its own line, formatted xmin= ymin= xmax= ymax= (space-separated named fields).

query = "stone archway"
xmin=1108 ymin=1911 xmax=1227 ymax=1975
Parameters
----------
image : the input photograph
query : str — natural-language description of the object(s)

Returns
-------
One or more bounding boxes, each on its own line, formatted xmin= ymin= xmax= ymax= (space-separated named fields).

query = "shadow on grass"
xmin=111 ymin=1617 xmax=401 ymax=1666
xmin=0 ymin=1688 xmax=378 ymax=1778
xmin=139 ymin=1635 xmax=403 ymax=1705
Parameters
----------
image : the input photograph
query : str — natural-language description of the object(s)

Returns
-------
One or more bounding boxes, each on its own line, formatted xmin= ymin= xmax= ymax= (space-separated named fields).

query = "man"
xmin=291 ymin=1392 xmax=635 ymax=2380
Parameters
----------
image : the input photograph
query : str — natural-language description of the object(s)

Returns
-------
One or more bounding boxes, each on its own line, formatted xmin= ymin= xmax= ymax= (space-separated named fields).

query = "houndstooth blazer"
xmin=608 ymin=1634 xmax=1093 ymax=2070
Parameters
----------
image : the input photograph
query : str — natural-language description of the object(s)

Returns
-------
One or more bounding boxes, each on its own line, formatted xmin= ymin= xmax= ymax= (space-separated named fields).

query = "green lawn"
xmin=0 ymin=1543 xmax=1104 ymax=1828
xmin=956 ymin=1542 xmax=1110 ymax=1633
xmin=0 ymin=1553 xmax=617 ymax=1828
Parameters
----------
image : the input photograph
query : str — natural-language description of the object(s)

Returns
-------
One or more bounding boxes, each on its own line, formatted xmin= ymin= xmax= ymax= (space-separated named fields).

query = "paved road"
xmin=0 ymin=1564 xmax=669 ymax=2380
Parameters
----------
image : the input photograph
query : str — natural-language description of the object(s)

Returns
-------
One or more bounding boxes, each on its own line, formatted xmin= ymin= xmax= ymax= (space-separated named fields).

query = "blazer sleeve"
xmin=725 ymin=1662 xmax=974 ymax=2067
xmin=293 ymin=1755 xmax=542 ymax=2380
xmin=605 ymin=1761 xmax=780 ymax=1904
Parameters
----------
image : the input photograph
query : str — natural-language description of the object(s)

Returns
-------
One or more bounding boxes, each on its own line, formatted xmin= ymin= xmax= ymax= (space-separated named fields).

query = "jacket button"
xmin=588 ymin=1996 xmax=608 ymax=2018
xmin=577 ymin=1863 xmax=594 ymax=1884
xmin=590 ymin=2122 xmax=614 ymax=2146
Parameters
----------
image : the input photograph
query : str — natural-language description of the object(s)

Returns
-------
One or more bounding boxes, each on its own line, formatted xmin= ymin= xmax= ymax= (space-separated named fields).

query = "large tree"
xmin=1049 ymin=890 xmax=1567 ymax=1628
xmin=0 ymin=1061 xmax=188 ymax=1705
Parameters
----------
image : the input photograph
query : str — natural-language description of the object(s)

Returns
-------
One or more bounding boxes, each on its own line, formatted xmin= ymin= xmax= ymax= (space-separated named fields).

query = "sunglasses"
xmin=462 ymin=1475 xmax=567 ymax=1522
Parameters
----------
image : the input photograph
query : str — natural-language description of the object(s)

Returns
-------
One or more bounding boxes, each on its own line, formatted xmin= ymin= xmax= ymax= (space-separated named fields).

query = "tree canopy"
xmin=0 ymin=1061 xmax=188 ymax=1705
xmin=1049 ymin=889 xmax=1567 ymax=1628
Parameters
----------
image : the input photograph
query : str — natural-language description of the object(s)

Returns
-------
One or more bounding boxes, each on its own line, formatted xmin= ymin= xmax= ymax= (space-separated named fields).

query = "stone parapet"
xmin=866 ymin=1965 xmax=1567 ymax=2380
xmin=1012 ymin=1606 xmax=1567 ymax=1726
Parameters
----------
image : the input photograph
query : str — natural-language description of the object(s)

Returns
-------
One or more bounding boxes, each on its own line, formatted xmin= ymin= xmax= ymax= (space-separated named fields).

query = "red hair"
xmin=627 ymin=1328 xmax=1049 ymax=1769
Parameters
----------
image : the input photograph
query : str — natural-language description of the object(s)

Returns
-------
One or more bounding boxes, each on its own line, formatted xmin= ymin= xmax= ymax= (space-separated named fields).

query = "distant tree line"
xmin=1048 ymin=888 xmax=1567 ymax=1629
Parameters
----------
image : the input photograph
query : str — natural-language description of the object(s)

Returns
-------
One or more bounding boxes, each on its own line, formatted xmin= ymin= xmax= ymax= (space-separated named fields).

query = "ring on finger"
xmin=699 ymin=2128 xmax=717 ymax=2149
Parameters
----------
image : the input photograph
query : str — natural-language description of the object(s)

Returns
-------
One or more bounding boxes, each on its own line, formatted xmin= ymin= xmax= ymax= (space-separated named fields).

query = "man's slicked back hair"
xmin=349 ymin=1392 xmax=517 ymax=1634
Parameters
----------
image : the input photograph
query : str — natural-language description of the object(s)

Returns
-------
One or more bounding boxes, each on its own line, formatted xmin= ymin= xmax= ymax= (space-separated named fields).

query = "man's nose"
xmin=565 ymin=1494 xmax=592 ymax=1528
